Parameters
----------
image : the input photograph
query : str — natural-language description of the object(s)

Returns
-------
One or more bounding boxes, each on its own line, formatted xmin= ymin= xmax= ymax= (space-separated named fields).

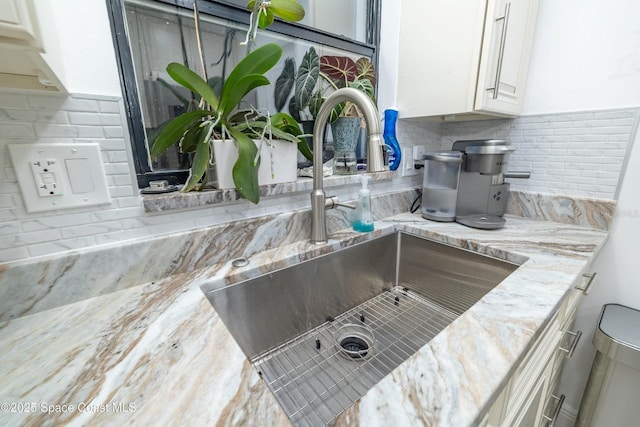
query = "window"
xmin=107 ymin=0 xmax=381 ymax=188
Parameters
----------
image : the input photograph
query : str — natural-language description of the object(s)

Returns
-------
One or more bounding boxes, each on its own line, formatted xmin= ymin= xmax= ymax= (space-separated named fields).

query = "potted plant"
xmin=319 ymin=55 xmax=377 ymax=172
xmin=150 ymin=0 xmax=307 ymax=204
xmin=273 ymin=49 xmax=377 ymax=166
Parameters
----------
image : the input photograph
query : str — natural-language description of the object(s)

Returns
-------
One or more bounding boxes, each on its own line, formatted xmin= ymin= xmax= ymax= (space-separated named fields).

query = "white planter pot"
xmin=212 ymin=138 xmax=298 ymax=189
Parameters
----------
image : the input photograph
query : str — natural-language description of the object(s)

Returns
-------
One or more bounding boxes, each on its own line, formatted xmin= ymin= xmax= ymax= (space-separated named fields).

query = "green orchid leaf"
xmin=207 ymin=76 xmax=223 ymax=99
xmin=274 ymin=57 xmax=296 ymax=111
xmin=269 ymin=0 xmax=305 ymax=22
xmin=233 ymin=117 xmax=299 ymax=143
xmin=226 ymin=108 xmax=259 ymax=125
xmin=182 ymin=123 xmax=212 ymax=192
xmin=295 ymin=47 xmax=319 ymax=108
xmin=219 ymin=74 xmax=270 ymax=118
xmin=166 ymin=63 xmax=219 ymax=111
xmin=297 ymin=137 xmax=313 ymax=161
xmin=179 ymin=121 xmax=205 ymax=153
xmin=228 ymin=127 xmax=260 ymax=204
xmin=151 ymin=110 xmax=211 ymax=158
xmin=221 ymin=43 xmax=282 ymax=111
xmin=257 ymin=8 xmax=275 ymax=29
xmin=247 ymin=0 xmax=305 ymax=23
xmin=271 ymin=112 xmax=301 ymax=135
xmin=271 ymin=112 xmax=312 ymax=161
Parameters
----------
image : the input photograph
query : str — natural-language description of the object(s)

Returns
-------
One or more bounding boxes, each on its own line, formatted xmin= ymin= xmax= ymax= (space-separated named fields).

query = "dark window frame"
xmin=106 ymin=0 xmax=381 ymax=188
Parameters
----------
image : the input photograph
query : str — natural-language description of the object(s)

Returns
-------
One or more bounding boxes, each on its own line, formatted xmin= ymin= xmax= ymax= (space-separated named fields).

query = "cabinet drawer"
xmin=506 ymin=311 xmax=563 ymax=414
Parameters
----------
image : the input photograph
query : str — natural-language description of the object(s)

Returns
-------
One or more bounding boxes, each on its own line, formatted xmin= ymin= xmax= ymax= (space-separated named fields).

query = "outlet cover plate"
xmin=8 ymin=143 xmax=112 ymax=213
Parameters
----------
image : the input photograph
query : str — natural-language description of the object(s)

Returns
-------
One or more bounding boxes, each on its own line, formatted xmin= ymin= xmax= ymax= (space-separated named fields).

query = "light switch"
xmin=8 ymin=143 xmax=111 ymax=213
xmin=65 ymin=158 xmax=94 ymax=194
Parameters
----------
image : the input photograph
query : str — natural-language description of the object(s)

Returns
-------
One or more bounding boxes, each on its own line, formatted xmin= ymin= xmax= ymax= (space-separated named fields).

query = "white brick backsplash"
xmin=109 ymin=185 xmax=135 ymax=198
xmin=59 ymin=221 xmax=123 ymax=239
xmin=1 ymin=229 xmax=62 ymax=248
xmin=0 ymin=88 xmax=637 ymax=263
xmin=99 ymin=100 xmax=121 ymax=114
xmin=107 ymin=150 xmax=129 ymax=163
xmin=104 ymin=163 xmax=131 ymax=174
xmin=0 ymin=221 xmax=20 ymax=235
xmin=27 ymin=236 xmax=98 ymax=258
xmin=1 ymin=124 xmax=36 ymax=138
xmin=112 ymin=174 xmax=132 ymax=186
xmin=0 ymin=93 xmax=28 ymax=109
xmin=0 ymin=195 xmax=13 ymax=209
xmin=443 ymin=108 xmax=638 ymax=199
xmin=98 ymin=139 xmax=127 ymax=150
xmin=20 ymin=213 xmax=94 ymax=232
xmin=28 ymin=96 xmax=100 ymax=113
xmin=35 ymin=123 xmax=105 ymax=138
xmin=116 ymin=196 xmax=143 ymax=208
xmin=0 ymin=246 xmax=29 ymax=262
xmin=104 ymin=126 xmax=124 ymax=138
xmin=68 ymin=112 xmax=122 ymax=126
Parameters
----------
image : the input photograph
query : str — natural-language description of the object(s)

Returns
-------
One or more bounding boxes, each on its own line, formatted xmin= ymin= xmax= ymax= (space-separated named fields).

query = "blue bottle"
xmin=383 ymin=108 xmax=402 ymax=171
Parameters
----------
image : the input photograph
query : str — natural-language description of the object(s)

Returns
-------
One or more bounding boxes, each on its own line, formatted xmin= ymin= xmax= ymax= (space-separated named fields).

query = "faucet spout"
xmin=310 ymin=88 xmax=386 ymax=244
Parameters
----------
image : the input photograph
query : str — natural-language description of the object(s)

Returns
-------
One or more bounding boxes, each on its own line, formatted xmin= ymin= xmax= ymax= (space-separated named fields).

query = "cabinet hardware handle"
xmin=575 ymin=272 xmax=597 ymax=295
xmin=488 ymin=2 xmax=511 ymax=99
xmin=542 ymin=394 xmax=565 ymax=425
xmin=559 ymin=330 xmax=582 ymax=358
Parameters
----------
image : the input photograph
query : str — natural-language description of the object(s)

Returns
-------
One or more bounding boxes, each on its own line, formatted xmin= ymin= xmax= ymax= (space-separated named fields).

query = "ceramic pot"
xmin=331 ymin=117 xmax=362 ymax=152
xmin=211 ymin=138 xmax=297 ymax=189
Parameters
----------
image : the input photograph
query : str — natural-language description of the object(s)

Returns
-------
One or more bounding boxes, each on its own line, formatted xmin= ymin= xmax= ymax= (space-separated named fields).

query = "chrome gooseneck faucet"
xmin=310 ymin=88 xmax=387 ymax=244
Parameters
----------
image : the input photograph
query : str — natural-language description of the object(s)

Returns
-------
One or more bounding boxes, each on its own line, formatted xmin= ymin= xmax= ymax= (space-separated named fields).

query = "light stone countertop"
xmin=0 ymin=212 xmax=608 ymax=427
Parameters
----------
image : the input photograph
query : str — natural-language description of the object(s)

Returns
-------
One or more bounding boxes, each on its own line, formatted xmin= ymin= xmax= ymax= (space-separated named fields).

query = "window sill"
xmin=141 ymin=171 xmax=397 ymax=213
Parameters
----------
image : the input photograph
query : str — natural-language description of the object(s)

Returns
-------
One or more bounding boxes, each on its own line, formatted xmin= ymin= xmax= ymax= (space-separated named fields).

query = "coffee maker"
xmin=420 ymin=139 xmax=530 ymax=229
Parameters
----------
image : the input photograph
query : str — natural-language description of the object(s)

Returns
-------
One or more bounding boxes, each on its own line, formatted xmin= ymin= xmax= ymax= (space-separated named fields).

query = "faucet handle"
xmin=326 ymin=196 xmax=356 ymax=210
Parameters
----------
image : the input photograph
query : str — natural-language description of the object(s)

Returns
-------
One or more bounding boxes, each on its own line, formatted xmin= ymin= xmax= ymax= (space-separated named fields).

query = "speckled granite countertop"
xmin=0 ymin=212 xmax=608 ymax=427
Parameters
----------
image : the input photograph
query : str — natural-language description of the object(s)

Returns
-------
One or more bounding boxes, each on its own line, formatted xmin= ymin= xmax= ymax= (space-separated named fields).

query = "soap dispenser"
xmin=353 ymin=175 xmax=374 ymax=232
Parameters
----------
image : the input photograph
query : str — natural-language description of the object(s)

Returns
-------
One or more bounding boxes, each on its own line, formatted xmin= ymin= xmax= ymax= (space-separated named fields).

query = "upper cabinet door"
xmin=475 ymin=0 xmax=539 ymax=115
xmin=395 ymin=0 xmax=539 ymax=120
xmin=0 ymin=0 xmax=39 ymax=45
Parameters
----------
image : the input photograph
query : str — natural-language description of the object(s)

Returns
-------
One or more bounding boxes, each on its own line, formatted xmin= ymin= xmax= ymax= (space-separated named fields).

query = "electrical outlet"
xmin=400 ymin=147 xmax=417 ymax=176
xmin=9 ymin=143 xmax=111 ymax=213
xmin=30 ymin=159 xmax=64 ymax=197
xmin=413 ymin=145 xmax=427 ymax=162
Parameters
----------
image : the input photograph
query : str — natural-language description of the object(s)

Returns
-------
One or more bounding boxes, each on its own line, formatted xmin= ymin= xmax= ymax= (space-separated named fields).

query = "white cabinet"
xmin=0 ymin=0 xmax=64 ymax=92
xmin=484 ymin=271 xmax=596 ymax=427
xmin=396 ymin=0 xmax=539 ymax=119
xmin=0 ymin=0 xmax=40 ymax=45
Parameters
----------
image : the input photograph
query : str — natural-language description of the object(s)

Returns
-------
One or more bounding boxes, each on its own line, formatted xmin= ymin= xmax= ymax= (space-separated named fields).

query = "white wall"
xmin=520 ymin=0 xmax=640 ymax=423
xmin=33 ymin=0 xmax=122 ymax=97
xmin=522 ymin=0 xmax=640 ymax=115
xmin=377 ymin=0 xmax=400 ymax=112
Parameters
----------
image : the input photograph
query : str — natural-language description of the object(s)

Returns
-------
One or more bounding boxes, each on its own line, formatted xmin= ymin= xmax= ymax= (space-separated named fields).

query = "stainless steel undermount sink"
xmin=202 ymin=232 xmax=518 ymax=427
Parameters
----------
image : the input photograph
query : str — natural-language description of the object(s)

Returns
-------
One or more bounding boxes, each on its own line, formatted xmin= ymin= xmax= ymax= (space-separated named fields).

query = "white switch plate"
xmin=401 ymin=147 xmax=418 ymax=177
xmin=8 ymin=143 xmax=111 ymax=213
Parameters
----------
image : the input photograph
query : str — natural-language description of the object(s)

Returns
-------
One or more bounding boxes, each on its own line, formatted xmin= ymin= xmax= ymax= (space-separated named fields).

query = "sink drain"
xmin=334 ymin=324 xmax=375 ymax=360
xmin=340 ymin=336 xmax=370 ymax=358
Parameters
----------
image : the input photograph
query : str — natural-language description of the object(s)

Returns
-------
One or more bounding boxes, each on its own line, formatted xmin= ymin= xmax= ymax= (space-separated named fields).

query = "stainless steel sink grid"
xmin=251 ymin=287 xmax=458 ymax=426
xmin=203 ymin=232 xmax=519 ymax=427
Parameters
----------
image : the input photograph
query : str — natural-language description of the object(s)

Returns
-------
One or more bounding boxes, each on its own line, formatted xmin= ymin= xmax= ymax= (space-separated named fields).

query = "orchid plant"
xmin=150 ymin=0 xmax=307 ymax=204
